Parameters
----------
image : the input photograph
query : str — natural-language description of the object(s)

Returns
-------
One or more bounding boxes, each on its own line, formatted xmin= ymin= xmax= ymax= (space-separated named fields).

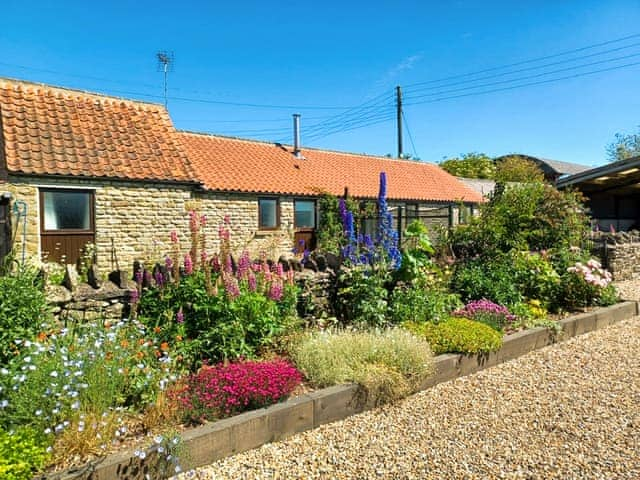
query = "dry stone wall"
xmin=593 ymin=231 xmax=640 ymax=281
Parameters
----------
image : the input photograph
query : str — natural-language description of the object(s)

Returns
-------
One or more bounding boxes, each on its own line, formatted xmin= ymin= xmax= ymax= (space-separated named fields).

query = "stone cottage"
xmin=179 ymin=131 xmax=483 ymax=258
xmin=0 ymin=76 xmax=483 ymax=268
xmin=0 ymin=77 xmax=201 ymax=268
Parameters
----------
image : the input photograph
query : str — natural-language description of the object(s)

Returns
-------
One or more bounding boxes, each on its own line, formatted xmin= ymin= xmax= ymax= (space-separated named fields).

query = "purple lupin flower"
xmin=176 ymin=308 xmax=184 ymax=324
xmin=184 ymin=254 xmax=193 ymax=275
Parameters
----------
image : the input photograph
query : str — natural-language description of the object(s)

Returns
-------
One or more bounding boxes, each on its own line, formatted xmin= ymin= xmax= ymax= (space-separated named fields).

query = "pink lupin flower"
xmin=248 ymin=272 xmax=257 ymax=292
xmin=184 ymin=254 xmax=194 ymax=275
xmin=170 ymin=230 xmax=179 ymax=243
xmin=176 ymin=308 xmax=184 ymax=324
xmin=268 ymin=281 xmax=283 ymax=301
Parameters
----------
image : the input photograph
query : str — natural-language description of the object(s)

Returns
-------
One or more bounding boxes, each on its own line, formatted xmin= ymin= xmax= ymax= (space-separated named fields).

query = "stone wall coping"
xmin=40 ymin=301 xmax=639 ymax=480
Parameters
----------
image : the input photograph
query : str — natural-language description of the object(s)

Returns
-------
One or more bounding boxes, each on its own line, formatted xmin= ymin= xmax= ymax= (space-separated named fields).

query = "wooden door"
xmin=40 ymin=189 xmax=95 ymax=266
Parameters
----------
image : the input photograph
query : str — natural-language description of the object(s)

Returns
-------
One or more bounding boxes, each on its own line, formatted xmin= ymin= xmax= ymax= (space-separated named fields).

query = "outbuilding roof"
xmin=0 ymin=77 xmax=198 ymax=184
xmin=178 ymin=131 xmax=484 ymax=203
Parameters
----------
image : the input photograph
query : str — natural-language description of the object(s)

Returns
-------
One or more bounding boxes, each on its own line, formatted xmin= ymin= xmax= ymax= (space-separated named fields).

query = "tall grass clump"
xmin=290 ymin=329 xmax=433 ymax=405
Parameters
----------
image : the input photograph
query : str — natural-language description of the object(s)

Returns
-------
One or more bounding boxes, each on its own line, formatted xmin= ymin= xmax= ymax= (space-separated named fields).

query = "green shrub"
xmin=389 ymin=283 xmax=461 ymax=324
xmin=0 ymin=266 xmax=51 ymax=365
xmin=451 ymin=256 xmax=523 ymax=306
xmin=449 ymin=183 xmax=590 ymax=259
xmin=508 ymin=250 xmax=559 ymax=305
xmin=139 ymin=270 xmax=298 ymax=366
xmin=335 ymin=266 xmax=389 ymax=327
xmin=404 ymin=317 xmax=503 ymax=355
xmin=0 ymin=427 xmax=50 ymax=480
xmin=290 ymin=329 xmax=434 ymax=405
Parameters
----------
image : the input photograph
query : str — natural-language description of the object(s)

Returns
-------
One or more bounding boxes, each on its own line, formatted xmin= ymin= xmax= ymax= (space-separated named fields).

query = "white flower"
xmin=154 ymin=434 xmax=163 ymax=444
xmin=50 ymin=371 xmax=58 ymax=378
xmin=0 ymin=368 xmax=8 ymax=375
xmin=0 ymin=400 xmax=8 ymax=408
xmin=35 ymin=409 xmax=43 ymax=416
xmin=71 ymin=401 xmax=80 ymax=410
xmin=23 ymin=356 xmax=31 ymax=363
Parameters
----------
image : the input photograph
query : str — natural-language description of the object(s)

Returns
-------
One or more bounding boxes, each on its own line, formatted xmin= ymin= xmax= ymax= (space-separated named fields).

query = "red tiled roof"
xmin=0 ymin=78 xmax=197 ymax=183
xmin=178 ymin=132 xmax=484 ymax=203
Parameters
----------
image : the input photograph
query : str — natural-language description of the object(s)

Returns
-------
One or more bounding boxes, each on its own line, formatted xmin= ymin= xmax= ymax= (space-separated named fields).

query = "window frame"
xmin=258 ymin=197 xmax=280 ymax=230
xmin=293 ymin=199 xmax=316 ymax=229
xmin=39 ymin=188 xmax=95 ymax=235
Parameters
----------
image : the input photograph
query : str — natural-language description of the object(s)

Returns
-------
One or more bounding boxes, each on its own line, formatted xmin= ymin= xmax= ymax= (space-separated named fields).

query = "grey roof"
xmin=556 ymin=155 xmax=640 ymax=189
xmin=494 ymin=154 xmax=591 ymax=176
xmin=458 ymin=178 xmax=497 ymax=197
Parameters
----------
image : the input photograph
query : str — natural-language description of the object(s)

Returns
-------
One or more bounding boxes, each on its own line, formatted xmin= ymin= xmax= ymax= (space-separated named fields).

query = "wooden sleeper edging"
xmin=43 ymin=301 xmax=639 ymax=479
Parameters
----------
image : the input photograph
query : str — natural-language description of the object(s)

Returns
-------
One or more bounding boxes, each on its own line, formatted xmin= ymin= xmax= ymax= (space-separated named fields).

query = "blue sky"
xmin=2 ymin=1 xmax=640 ymax=166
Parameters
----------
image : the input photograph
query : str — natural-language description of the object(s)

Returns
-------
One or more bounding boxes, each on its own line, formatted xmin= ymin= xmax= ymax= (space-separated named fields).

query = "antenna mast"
xmin=156 ymin=51 xmax=174 ymax=109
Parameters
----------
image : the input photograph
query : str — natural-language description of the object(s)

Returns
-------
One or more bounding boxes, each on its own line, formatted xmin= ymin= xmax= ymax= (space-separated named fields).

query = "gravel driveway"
xmin=181 ymin=316 xmax=640 ymax=480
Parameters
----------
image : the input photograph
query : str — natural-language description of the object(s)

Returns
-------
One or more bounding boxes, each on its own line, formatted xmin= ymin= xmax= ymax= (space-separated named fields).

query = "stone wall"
xmin=6 ymin=175 xmax=193 ymax=269
xmin=196 ymin=192 xmax=295 ymax=259
xmin=593 ymin=231 xmax=640 ymax=281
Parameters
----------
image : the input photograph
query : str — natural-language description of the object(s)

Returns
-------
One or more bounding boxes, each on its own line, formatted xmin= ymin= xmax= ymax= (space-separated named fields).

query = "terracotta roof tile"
xmin=0 ymin=78 xmax=198 ymax=183
xmin=178 ymin=132 xmax=484 ymax=203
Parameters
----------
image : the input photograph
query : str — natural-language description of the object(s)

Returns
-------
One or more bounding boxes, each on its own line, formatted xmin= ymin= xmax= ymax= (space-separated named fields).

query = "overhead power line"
xmin=403 ymin=59 xmax=640 ymax=107
xmin=403 ymin=32 xmax=640 ymax=88
xmin=403 ymin=40 xmax=640 ymax=95
xmin=403 ymin=51 xmax=640 ymax=101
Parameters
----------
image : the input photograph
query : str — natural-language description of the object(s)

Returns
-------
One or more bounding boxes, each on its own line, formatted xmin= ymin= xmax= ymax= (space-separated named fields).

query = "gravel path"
xmin=181 ymin=317 xmax=640 ymax=480
xmin=614 ymin=280 xmax=640 ymax=302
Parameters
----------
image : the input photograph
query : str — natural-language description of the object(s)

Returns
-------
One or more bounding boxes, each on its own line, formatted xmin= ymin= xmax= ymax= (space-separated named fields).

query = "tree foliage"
xmin=606 ymin=127 xmax=640 ymax=162
xmin=439 ymin=152 xmax=495 ymax=179
xmin=494 ymin=155 xmax=545 ymax=183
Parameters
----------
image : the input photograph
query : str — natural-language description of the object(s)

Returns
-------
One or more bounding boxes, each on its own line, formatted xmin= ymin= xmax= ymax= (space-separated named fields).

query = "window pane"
xmin=43 ymin=191 xmax=91 ymax=230
xmin=259 ymin=199 xmax=278 ymax=228
xmin=295 ymin=200 xmax=315 ymax=228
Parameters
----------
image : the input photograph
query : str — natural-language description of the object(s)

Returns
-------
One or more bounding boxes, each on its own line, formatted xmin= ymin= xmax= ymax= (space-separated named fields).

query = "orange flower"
xmin=136 ymin=351 xmax=145 ymax=359
xmin=154 ymin=350 xmax=161 ymax=358
xmin=138 ymin=338 xmax=145 ymax=346
xmin=176 ymin=335 xmax=183 ymax=342
xmin=120 ymin=340 xmax=129 ymax=348
xmin=153 ymin=326 xmax=162 ymax=334
xmin=105 ymin=352 xmax=113 ymax=361
xmin=160 ymin=342 xmax=169 ymax=352
xmin=37 ymin=332 xmax=47 ymax=342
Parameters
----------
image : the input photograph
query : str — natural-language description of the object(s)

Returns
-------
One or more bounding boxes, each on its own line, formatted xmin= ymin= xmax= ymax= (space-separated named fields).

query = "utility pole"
xmin=396 ymin=85 xmax=403 ymax=159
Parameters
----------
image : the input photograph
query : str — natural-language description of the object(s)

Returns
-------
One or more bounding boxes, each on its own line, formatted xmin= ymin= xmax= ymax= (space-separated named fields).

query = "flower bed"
xmin=3 ymin=174 xmax=625 ymax=478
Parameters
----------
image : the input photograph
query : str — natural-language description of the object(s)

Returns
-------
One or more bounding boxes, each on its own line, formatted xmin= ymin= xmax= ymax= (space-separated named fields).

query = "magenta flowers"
xmin=172 ymin=359 xmax=302 ymax=422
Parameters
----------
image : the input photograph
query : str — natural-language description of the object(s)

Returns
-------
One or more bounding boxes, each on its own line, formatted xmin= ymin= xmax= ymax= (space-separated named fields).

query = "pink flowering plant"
xmin=169 ymin=359 xmax=302 ymax=424
xmin=453 ymin=299 xmax=516 ymax=332
xmin=137 ymin=211 xmax=299 ymax=367
xmin=562 ymin=258 xmax=617 ymax=309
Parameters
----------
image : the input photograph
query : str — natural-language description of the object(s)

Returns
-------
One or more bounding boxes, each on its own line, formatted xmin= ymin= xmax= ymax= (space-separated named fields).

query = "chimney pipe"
xmin=293 ymin=113 xmax=301 ymax=158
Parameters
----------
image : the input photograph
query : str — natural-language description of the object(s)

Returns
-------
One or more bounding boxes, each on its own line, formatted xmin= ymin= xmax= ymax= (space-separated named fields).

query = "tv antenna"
xmin=156 ymin=51 xmax=174 ymax=109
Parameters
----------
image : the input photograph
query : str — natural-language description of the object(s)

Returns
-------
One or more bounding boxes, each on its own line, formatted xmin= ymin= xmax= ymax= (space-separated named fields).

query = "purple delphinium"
xmin=376 ymin=172 xmax=402 ymax=269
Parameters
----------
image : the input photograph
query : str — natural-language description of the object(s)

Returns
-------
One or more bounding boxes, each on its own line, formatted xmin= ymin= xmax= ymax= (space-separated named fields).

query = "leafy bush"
xmin=395 ymin=220 xmax=435 ymax=283
xmin=170 ymin=359 xmax=302 ymax=424
xmin=451 ymin=256 xmax=523 ymax=306
xmin=336 ymin=266 xmax=389 ymax=327
xmin=290 ymin=329 xmax=433 ymax=405
xmin=389 ymin=283 xmax=461 ymax=324
xmin=404 ymin=318 xmax=503 ymax=355
xmin=508 ymin=250 xmax=560 ymax=304
xmin=453 ymin=299 xmax=515 ymax=332
xmin=0 ymin=266 xmax=51 ymax=365
xmin=449 ymin=183 xmax=590 ymax=259
xmin=0 ymin=427 xmax=50 ymax=480
xmin=138 ymin=214 xmax=299 ymax=365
